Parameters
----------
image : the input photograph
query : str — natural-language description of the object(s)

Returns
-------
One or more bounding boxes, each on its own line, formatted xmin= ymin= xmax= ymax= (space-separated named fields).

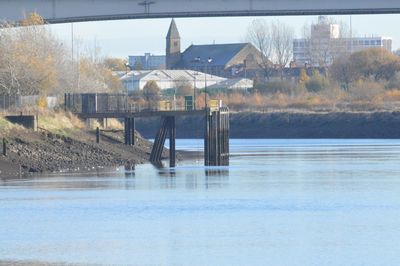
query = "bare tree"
xmin=271 ymin=20 xmax=294 ymax=79
xmin=301 ymin=17 xmax=352 ymax=68
xmin=246 ymin=19 xmax=294 ymax=80
xmin=246 ymin=19 xmax=273 ymax=80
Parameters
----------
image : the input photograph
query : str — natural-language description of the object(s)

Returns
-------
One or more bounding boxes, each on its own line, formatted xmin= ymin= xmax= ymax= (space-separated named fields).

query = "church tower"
xmin=166 ymin=19 xmax=181 ymax=69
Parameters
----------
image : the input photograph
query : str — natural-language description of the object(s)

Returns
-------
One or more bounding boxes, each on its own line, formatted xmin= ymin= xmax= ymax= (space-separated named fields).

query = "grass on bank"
xmin=37 ymin=110 xmax=124 ymax=135
xmin=37 ymin=110 xmax=85 ymax=136
xmin=0 ymin=116 xmax=20 ymax=136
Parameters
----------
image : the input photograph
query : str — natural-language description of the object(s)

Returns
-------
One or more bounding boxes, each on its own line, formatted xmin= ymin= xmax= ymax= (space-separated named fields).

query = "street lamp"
xmin=205 ymin=57 xmax=213 ymax=109
xmin=194 ymin=56 xmax=213 ymax=109
xmin=125 ymin=62 xmax=131 ymax=95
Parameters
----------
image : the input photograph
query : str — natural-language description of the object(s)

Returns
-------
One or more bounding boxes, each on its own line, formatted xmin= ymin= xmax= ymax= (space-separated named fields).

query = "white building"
xmin=208 ymin=78 xmax=253 ymax=90
xmin=120 ymin=69 xmax=226 ymax=93
xmin=293 ymin=16 xmax=393 ymax=66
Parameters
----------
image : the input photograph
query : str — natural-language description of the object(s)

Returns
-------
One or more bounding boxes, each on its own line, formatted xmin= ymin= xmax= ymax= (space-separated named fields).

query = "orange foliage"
xmin=20 ymin=12 xmax=45 ymax=26
xmin=196 ymin=94 xmax=206 ymax=109
xmin=383 ymin=90 xmax=400 ymax=101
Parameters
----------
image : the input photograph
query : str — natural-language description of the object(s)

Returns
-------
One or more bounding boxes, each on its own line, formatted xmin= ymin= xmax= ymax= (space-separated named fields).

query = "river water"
xmin=1 ymin=139 xmax=400 ymax=265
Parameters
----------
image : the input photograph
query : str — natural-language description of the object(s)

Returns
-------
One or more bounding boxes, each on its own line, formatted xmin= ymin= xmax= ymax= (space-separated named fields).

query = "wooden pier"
xmin=65 ymin=93 xmax=229 ymax=167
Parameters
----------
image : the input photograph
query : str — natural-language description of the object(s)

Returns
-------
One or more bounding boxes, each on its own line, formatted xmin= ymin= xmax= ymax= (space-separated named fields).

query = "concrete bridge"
xmin=2 ymin=0 xmax=400 ymax=24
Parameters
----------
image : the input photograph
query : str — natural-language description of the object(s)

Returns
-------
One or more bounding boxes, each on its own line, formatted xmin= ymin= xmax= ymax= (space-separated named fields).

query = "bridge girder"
xmin=1 ymin=0 xmax=400 ymax=24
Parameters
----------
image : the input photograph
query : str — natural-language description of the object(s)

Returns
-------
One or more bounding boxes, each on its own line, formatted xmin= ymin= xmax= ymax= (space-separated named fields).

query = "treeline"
xmin=0 ymin=13 xmax=124 ymax=101
xmin=207 ymin=47 xmax=400 ymax=112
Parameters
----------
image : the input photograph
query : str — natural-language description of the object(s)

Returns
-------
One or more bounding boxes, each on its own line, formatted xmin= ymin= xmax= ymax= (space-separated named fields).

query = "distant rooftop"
xmin=180 ymin=43 xmax=249 ymax=67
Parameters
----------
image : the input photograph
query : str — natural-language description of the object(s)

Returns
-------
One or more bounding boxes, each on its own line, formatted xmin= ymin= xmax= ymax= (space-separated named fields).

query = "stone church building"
xmin=166 ymin=19 xmax=262 ymax=78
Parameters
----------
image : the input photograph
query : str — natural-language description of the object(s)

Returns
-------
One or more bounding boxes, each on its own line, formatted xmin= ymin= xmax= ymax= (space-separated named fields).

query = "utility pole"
xmin=138 ymin=1 xmax=155 ymax=14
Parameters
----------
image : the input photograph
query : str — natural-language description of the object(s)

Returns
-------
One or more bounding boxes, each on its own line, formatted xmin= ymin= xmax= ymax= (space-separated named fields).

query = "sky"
xmin=48 ymin=14 xmax=400 ymax=59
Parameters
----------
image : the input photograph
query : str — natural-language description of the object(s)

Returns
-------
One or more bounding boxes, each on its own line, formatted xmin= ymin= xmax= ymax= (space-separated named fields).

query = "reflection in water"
xmin=2 ymin=139 xmax=400 ymax=265
xmin=124 ymin=164 xmax=135 ymax=178
xmin=205 ymin=167 xmax=230 ymax=189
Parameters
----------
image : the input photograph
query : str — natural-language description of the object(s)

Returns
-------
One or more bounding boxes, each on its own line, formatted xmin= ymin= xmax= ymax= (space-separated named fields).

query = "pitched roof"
xmin=208 ymin=78 xmax=254 ymax=90
xmin=166 ymin=19 xmax=180 ymax=39
xmin=180 ymin=43 xmax=249 ymax=67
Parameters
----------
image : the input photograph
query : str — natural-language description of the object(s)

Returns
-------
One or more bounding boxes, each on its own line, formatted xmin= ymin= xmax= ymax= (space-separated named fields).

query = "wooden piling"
xmin=2 ymin=138 xmax=6 ymax=157
xmin=124 ymin=117 xmax=132 ymax=145
xmin=149 ymin=116 xmax=176 ymax=167
xmin=96 ymin=127 xmax=100 ymax=143
xmin=150 ymin=117 xmax=169 ymax=163
xmin=204 ymin=109 xmax=210 ymax=166
xmin=169 ymin=116 xmax=176 ymax=167
xmin=130 ymin=117 xmax=135 ymax=146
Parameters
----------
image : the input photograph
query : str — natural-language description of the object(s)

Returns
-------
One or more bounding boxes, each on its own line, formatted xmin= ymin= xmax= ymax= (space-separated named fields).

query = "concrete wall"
xmin=6 ymin=115 xmax=38 ymax=131
xmin=2 ymin=0 xmax=400 ymax=23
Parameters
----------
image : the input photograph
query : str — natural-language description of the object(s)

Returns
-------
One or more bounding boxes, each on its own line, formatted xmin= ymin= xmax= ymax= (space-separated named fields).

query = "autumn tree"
xmin=305 ymin=69 xmax=328 ymax=92
xmin=350 ymin=48 xmax=400 ymax=81
xmin=143 ymin=80 xmax=161 ymax=109
xmin=298 ymin=69 xmax=310 ymax=85
xmin=103 ymin=57 xmax=128 ymax=71
xmin=330 ymin=48 xmax=400 ymax=90
xmin=330 ymin=56 xmax=358 ymax=90
xmin=0 ymin=12 xmax=124 ymax=102
xmin=0 ymin=13 xmax=64 ymax=96
xmin=174 ymin=77 xmax=193 ymax=96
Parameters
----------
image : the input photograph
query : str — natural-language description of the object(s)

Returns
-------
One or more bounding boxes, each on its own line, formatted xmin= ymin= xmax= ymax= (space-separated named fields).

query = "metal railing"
xmin=64 ymin=93 xmax=210 ymax=114
xmin=0 ymin=94 xmax=21 ymax=110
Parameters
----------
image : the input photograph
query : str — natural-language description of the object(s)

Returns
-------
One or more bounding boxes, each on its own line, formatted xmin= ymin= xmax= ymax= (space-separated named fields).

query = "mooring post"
xmin=64 ymin=93 xmax=67 ymax=112
xmin=130 ymin=117 xmax=135 ymax=146
xmin=2 ymin=138 xmax=6 ymax=157
xmin=169 ymin=116 xmax=176 ymax=167
xmin=96 ymin=127 xmax=100 ymax=144
xmin=124 ymin=117 xmax=131 ymax=145
xmin=204 ymin=109 xmax=210 ymax=166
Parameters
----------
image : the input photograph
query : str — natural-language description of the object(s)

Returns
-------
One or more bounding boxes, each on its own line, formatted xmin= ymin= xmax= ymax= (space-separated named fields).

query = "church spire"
xmin=166 ymin=18 xmax=180 ymax=39
xmin=166 ymin=19 xmax=181 ymax=69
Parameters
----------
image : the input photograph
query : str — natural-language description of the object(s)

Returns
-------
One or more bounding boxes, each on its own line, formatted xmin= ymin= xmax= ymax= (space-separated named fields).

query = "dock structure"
xmin=150 ymin=116 xmax=176 ymax=167
xmin=65 ymin=93 xmax=229 ymax=167
xmin=205 ymin=107 xmax=229 ymax=166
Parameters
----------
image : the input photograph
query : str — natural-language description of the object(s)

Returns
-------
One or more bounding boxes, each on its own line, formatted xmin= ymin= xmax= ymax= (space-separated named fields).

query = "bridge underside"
xmin=2 ymin=0 xmax=400 ymax=24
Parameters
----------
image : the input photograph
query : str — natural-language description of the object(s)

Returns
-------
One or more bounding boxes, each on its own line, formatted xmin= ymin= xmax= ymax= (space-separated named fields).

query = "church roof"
xmin=179 ymin=43 xmax=249 ymax=67
xmin=166 ymin=19 xmax=180 ymax=39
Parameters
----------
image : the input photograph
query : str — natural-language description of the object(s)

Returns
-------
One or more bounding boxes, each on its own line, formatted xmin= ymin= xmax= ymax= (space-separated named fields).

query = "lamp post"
xmin=205 ymin=57 xmax=213 ymax=109
xmin=193 ymin=74 xmax=197 ymax=110
xmin=125 ymin=62 xmax=130 ymax=95
xmin=194 ymin=56 xmax=213 ymax=109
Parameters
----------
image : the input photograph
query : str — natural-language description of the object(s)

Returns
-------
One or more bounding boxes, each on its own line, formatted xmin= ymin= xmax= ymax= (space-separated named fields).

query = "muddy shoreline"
xmin=0 ymin=128 xmax=167 ymax=178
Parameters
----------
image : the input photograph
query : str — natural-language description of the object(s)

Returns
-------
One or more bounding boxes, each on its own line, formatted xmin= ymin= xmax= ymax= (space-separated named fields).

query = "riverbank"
xmin=0 ymin=111 xmax=161 ymax=178
xmin=134 ymin=111 xmax=400 ymax=139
